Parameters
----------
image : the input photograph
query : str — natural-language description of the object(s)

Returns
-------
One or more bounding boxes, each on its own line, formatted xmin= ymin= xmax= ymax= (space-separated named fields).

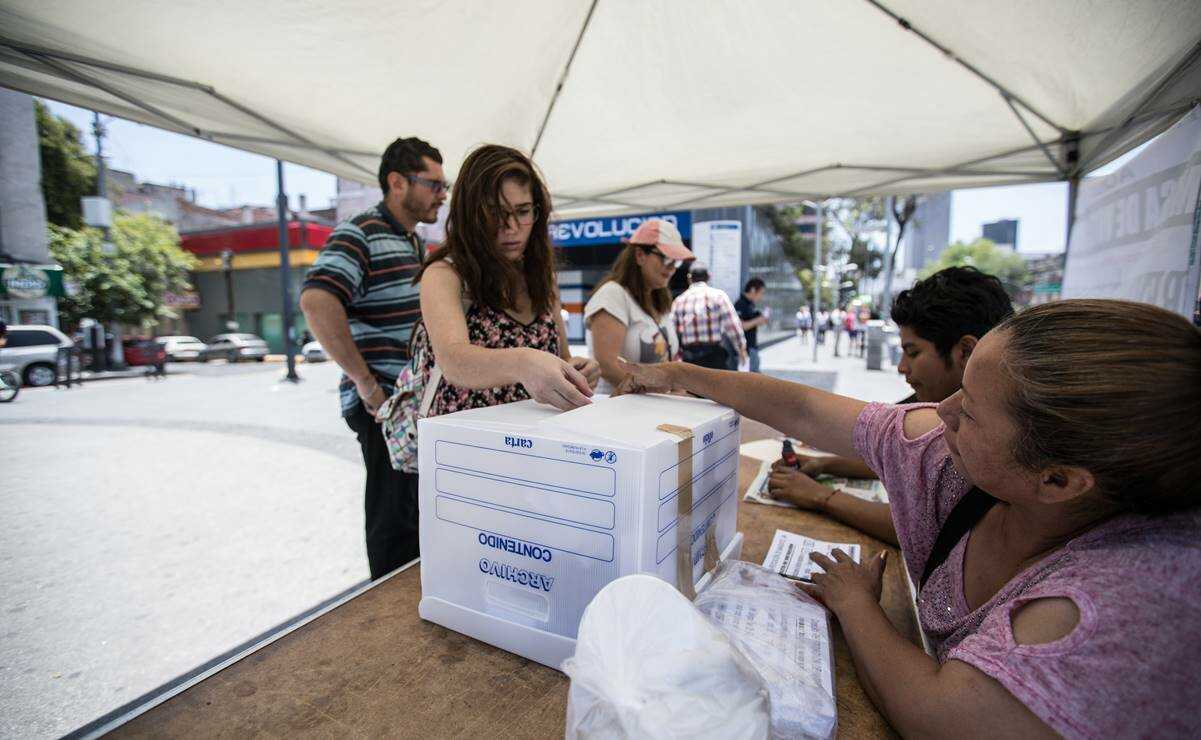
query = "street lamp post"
xmin=220 ymin=248 xmax=236 ymax=330
xmin=805 ymin=199 xmax=824 ymax=364
xmin=275 ymin=160 xmax=299 ymax=383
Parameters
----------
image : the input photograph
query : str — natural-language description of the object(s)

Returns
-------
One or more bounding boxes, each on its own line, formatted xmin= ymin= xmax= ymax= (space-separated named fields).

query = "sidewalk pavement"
xmin=760 ymin=331 xmax=912 ymax=403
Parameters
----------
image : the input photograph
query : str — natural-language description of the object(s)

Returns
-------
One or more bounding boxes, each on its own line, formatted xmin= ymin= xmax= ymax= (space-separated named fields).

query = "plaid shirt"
xmin=670 ymin=282 xmax=747 ymax=354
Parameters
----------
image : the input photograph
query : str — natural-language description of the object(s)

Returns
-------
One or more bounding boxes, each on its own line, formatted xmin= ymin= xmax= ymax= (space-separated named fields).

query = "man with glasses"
xmin=300 ymin=136 xmax=446 ymax=580
xmin=671 ymin=261 xmax=747 ymax=371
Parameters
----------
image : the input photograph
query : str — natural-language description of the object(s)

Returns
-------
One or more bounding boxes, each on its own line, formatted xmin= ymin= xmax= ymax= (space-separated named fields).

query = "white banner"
xmin=690 ymin=220 xmax=743 ymax=301
xmin=1063 ymin=106 xmax=1201 ymax=322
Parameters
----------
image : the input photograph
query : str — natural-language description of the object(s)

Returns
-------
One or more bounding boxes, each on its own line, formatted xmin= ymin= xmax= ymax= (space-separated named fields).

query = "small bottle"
xmin=781 ymin=439 xmax=799 ymax=468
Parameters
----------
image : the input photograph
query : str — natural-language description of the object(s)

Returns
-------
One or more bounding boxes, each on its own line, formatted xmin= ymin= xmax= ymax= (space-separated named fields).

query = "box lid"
xmin=540 ymin=393 xmax=732 ymax=448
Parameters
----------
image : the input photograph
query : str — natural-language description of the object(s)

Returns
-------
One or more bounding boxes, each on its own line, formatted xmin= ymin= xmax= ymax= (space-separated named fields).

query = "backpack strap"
xmin=919 ymin=486 xmax=996 ymax=590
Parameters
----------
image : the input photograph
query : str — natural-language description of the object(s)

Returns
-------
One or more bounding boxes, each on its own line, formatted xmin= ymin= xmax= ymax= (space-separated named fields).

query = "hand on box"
xmin=524 ymin=350 xmax=593 ymax=411
xmin=768 ymin=462 xmax=836 ymax=511
xmin=800 ymin=549 xmax=887 ymax=615
xmin=569 ymin=355 xmax=602 ymax=390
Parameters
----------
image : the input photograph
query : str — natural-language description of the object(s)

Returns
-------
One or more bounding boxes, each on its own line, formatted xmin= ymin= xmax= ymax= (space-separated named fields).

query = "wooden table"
xmin=114 ymin=420 xmax=916 ymax=738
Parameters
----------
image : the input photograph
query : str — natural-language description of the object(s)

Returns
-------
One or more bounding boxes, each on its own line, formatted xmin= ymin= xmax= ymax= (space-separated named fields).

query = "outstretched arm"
xmin=617 ymin=359 xmax=865 ymax=458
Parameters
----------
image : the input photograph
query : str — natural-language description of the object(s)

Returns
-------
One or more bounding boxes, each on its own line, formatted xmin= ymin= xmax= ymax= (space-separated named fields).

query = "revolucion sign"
xmin=550 ymin=211 xmax=692 ymax=247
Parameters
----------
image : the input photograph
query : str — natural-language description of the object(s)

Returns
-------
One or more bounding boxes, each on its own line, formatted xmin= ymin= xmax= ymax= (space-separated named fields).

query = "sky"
xmin=44 ymin=97 xmax=1142 ymax=254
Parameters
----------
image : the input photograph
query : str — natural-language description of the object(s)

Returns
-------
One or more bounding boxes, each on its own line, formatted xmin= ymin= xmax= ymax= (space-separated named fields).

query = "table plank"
xmin=115 ymin=419 xmax=913 ymax=739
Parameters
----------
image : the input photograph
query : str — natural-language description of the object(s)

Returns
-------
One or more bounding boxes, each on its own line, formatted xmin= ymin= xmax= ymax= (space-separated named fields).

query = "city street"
xmin=0 ymin=360 xmax=367 ymax=738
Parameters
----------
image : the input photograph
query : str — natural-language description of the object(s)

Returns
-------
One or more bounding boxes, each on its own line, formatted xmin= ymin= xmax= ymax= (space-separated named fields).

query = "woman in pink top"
xmin=618 ymin=299 xmax=1201 ymax=738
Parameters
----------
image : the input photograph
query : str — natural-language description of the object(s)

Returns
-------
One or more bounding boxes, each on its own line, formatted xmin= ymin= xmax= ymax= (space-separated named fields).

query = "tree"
xmin=34 ymin=100 xmax=98 ymax=229
xmin=825 ymin=197 xmax=888 ymax=279
xmin=49 ymin=212 xmax=197 ymax=330
xmin=759 ymin=201 xmax=835 ymax=303
xmin=919 ymin=238 xmax=1029 ymax=296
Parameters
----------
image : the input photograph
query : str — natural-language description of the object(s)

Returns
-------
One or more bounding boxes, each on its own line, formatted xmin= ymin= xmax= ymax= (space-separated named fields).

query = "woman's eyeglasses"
xmin=492 ymin=204 xmax=540 ymax=227
xmin=641 ymin=246 xmax=682 ymax=269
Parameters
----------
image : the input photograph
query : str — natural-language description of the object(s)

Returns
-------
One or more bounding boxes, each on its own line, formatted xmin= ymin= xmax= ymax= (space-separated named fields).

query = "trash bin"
xmin=866 ymin=321 xmax=885 ymax=370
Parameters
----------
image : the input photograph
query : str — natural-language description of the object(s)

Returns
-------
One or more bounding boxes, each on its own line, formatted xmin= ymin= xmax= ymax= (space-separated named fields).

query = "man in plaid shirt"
xmin=671 ymin=262 xmax=748 ymax=370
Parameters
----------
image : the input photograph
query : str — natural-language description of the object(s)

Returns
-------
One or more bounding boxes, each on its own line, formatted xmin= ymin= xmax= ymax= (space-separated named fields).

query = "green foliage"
xmin=826 ymin=197 xmax=887 ymax=279
xmin=34 ymin=100 xmax=98 ymax=229
xmin=919 ymin=238 xmax=1029 ymax=295
xmin=48 ymin=212 xmax=197 ymax=329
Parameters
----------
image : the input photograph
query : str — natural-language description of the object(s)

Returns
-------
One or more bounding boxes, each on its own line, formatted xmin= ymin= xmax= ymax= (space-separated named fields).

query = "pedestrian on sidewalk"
xmin=735 ymin=278 xmax=769 ymax=372
xmin=671 ymin=262 xmax=747 ymax=370
xmin=816 ymin=308 xmax=830 ymax=345
xmin=299 ymin=136 xmax=446 ymax=580
xmin=796 ymin=305 xmax=812 ymax=344
xmin=584 ymin=219 xmax=687 ymax=393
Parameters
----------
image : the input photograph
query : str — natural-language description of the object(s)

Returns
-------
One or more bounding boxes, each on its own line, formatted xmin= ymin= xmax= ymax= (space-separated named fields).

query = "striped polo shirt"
xmin=302 ymin=202 xmax=423 ymax=416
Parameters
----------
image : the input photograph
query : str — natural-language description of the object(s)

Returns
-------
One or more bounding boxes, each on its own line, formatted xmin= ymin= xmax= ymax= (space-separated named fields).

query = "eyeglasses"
xmin=404 ymin=174 xmax=450 ymax=195
xmin=492 ymin=204 xmax=540 ymax=228
xmin=640 ymin=245 xmax=682 ymax=269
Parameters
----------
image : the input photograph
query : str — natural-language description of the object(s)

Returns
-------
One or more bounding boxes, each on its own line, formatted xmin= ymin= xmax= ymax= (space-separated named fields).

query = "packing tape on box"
xmin=657 ymin=423 xmax=720 ymax=600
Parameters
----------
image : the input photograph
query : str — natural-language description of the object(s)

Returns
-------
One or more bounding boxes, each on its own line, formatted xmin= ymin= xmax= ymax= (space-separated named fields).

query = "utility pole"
xmin=811 ymin=200 xmax=823 ymax=365
xmin=276 ymin=160 xmax=299 ymax=382
xmin=92 ymin=112 xmax=124 ymax=368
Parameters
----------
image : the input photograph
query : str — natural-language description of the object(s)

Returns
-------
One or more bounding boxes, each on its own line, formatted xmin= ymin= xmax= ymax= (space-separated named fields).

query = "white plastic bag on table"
xmin=562 ymin=574 xmax=771 ymax=740
xmin=695 ymin=561 xmax=838 ymax=740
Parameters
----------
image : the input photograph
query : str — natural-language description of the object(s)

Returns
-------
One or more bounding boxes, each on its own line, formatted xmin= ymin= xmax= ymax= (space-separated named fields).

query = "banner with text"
xmin=1063 ymin=106 xmax=1201 ymax=322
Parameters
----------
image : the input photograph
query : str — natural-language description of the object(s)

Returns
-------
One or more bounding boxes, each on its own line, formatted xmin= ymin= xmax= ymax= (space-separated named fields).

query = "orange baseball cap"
xmin=627 ymin=219 xmax=694 ymax=261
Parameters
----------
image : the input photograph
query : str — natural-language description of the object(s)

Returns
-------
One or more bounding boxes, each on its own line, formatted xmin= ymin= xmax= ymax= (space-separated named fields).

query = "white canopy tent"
xmin=0 ymin=0 xmax=1199 ymax=218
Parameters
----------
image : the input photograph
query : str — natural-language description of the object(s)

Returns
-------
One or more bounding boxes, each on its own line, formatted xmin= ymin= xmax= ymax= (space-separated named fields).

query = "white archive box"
xmin=417 ymin=393 xmax=744 ymax=670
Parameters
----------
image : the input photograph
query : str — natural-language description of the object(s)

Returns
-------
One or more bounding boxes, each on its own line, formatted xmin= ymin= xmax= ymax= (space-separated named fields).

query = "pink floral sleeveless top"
xmin=419 ymin=302 xmax=559 ymax=416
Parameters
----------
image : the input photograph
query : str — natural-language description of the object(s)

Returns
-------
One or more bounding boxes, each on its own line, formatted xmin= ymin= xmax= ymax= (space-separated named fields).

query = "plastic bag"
xmin=563 ymin=563 xmax=837 ymax=740
xmin=563 ymin=574 xmax=771 ymax=740
xmin=694 ymin=561 xmax=837 ymax=740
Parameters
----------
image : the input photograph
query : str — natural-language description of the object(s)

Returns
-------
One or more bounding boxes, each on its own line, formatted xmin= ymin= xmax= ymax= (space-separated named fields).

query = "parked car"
xmin=122 ymin=337 xmax=167 ymax=367
xmin=302 ymin=340 xmax=327 ymax=362
xmin=158 ymin=335 xmax=207 ymax=362
xmin=0 ymin=324 xmax=73 ymax=387
xmin=200 ymin=333 xmax=269 ymax=363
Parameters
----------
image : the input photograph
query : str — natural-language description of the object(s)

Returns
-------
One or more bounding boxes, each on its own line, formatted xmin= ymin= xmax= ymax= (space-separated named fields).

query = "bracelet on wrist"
xmin=819 ymin=487 xmax=840 ymax=511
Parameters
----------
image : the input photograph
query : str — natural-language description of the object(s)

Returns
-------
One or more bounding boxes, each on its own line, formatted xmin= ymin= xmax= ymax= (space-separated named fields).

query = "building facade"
xmin=982 ymin=218 xmax=1020 ymax=250
xmin=178 ymin=220 xmax=332 ymax=351
xmin=0 ymin=88 xmax=62 ymax=327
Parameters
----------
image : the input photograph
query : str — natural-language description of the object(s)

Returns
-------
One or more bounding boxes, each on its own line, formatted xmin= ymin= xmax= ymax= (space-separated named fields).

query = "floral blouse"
xmin=420 ymin=302 xmax=560 ymax=416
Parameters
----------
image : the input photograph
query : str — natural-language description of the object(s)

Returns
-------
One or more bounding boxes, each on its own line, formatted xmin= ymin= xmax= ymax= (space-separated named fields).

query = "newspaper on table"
xmin=762 ymin=529 xmax=861 ymax=582
xmin=744 ymin=458 xmax=888 ymax=508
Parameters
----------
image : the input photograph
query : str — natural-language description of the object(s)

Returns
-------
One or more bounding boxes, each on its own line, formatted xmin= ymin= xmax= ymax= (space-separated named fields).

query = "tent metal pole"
xmin=276 ymin=160 xmax=299 ymax=383
xmin=19 ymin=50 xmax=209 ymax=137
xmin=1001 ymin=95 xmax=1067 ymax=176
xmin=1065 ymin=176 xmax=1081 ymax=260
xmin=531 ymin=0 xmax=600 ymax=157
xmin=862 ymin=0 xmax=1068 ymax=135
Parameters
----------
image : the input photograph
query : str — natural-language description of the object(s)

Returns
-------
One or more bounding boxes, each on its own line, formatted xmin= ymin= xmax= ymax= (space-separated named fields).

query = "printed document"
xmin=762 ymin=529 xmax=861 ymax=582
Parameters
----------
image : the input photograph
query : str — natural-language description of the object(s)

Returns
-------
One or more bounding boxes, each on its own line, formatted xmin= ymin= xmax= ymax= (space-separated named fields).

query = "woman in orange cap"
xmin=584 ymin=218 xmax=692 ymax=393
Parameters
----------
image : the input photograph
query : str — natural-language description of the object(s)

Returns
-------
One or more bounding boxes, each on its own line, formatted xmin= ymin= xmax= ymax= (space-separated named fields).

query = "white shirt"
xmin=584 ymin=281 xmax=680 ymax=394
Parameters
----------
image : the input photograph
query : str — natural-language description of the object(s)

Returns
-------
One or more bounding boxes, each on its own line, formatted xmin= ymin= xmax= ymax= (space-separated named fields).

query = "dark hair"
xmin=891 ymin=266 xmax=1012 ymax=360
xmin=378 ymin=137 xmax=443 ymax=195
xmin=744 ymin=278 xmax=766 ymax=293
xmin=416 ymin=144 xmax=557 ymax=318
xmin=997 ymin=299 xmax=1201 ymax=515
xmin=689 ymin=262 xmax=710 ymax=283
xmin=594 ymin=245 xmax=673 ymax=320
